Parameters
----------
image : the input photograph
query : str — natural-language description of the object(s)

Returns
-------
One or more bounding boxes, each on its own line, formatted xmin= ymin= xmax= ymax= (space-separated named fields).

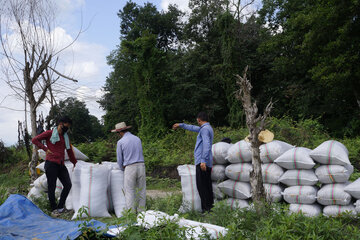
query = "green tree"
xmin=46 ymin=97 xmax=103 ymax=143
xmin=259 ymin=0 xmax=360 ymax=136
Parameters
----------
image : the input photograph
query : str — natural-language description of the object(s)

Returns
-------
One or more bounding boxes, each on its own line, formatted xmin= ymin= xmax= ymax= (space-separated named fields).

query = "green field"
xmin=1 ymin=117 xmax=360 ymax=239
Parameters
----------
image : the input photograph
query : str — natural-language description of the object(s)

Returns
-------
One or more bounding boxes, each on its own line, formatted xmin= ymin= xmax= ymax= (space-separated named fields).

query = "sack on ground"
xmin=111 ymin=169 xmax=127 ymax=218
xmin=211 ymin=165 xmax=226 ymax=181
xmin=283 ymin=186 xmax=318 ymax=204
xmin=27 ymin=186 xmax=43 ymax=200
xmin=354 ymin=199 xmax=360 ymax=213
xmin=260 ymin=140 xmax=293 ymax=163
xmin=217 ymin=179 xmax=251 ymax=199
xmin=225 ymin=140 xmax=252 ymax=163
xmin=225 ymin=163 xmax=252 ymax=182
xmin=212 ymin=142 xmax=231 ymax=165
xmin=315 ymin=165 xmax=353 ymax=184
xmin=33 ymin=174 xmax=48 ymax=191
xmin=177 ymin=165 xmax=202 ymax=212
xmin=310 ymin=140 xmax=350 ymax=166
xmin=262 ymin=163 xmax=284 ymax=184
xmin=212 ymin=182 xmax=224 ymax=199
xmin=224 ymin=198 xmax=249 ymax=209
xmin=274 ymin=147 xmax=315 ymax=169
xmin=279 ymin=169 xmax=318 ymax=186
xmin=264 ymin=184 xmax=283 ymax=202
xmin=323 ymin=205 xmax=356 ymax=217
xmin=72 ymin=165 xmax=111 ymax=219
xmin=344 ymin=178 xmax=360 ymax=199
xmin=317 ymin=183 xmax=352 ymax=206
xmin=289 ymin=204 xmax=322 ymax=217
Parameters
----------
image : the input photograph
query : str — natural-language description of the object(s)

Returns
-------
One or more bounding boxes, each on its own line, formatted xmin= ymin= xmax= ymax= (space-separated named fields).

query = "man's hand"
xmin=46 ymin=149 xmax=53 ymax=155
xmin=200 ymin=162 xmax=207 ymax=171
xmin=172 ymin=123 xmax=180 ymax=130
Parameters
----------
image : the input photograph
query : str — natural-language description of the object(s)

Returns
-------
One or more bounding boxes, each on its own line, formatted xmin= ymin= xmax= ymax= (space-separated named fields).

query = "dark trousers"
xmin=44 ymin=161 xmax=72 ymax=211
xmin=196 ymin=164 xmax=214 ymax=212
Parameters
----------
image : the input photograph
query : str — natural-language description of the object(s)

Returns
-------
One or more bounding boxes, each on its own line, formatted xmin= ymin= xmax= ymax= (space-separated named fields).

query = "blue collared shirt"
xmin=117 ymin=132 xmax=145 ymax=171
xmin=180 ymin=122 xmax=214 ymax=167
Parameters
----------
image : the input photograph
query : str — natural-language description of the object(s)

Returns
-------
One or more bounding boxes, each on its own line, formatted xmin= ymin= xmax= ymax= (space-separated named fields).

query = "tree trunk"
xmin=249 ymin=139 xmax=266 ymax=203
xmin=29 ymin=103 xmax=38 ymax=182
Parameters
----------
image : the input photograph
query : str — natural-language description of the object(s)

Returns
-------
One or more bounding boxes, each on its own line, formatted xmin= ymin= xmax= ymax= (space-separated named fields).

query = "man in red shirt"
xmin=32 ymin=116 xmax=77 ymax=216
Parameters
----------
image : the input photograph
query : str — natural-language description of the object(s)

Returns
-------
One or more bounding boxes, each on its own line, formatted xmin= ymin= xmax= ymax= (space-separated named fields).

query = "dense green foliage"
xmin=100 ymin=0 xmax=360 ymax=139
xmin=46 ymin=97 xmax=104 ymax=143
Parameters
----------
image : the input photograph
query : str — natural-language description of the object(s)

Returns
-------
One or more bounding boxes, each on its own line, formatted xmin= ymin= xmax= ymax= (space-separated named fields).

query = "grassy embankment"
xmin=1 ymin=117 xmax=360 ymax=239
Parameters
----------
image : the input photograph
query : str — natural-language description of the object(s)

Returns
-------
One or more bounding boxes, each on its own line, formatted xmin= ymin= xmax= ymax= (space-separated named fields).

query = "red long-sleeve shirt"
xmin=32 ymin=130 xmax=77 ymax=166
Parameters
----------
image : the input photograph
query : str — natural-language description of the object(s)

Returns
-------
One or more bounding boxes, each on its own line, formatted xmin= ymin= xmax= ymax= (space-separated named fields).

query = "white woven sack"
xmin=225 ymin=163 xmax=252 ymax=182
xmin=289 ymin=204 xmax=322 ymax=217
xmin=38 ymin=146 xmax=89 ymax=161
xmin=212 ymin=182 xmax=224 ymax=199
xmin=36 ymin=161 xmax=45 ymax=172
xmin=225 ymin=140 xmax=252 ymax=163
xmin=101 ymin=161 xmax=120 ymax=170
xmin=264 ymin=184 xmax=283 ymax=203
xmin=279 ymin=169 xmax=318 ymax=186
xmin=33 ymin=174 xmax=48 ymax=191
xmin=274 ymin=147 xmax=315 ymax=170
xmin=323 ymin=205 xmax=356 ymax=217
xmin=27 ymin=186 xmax=43 ymax=200
xmin=65 ymin=146 xmax=89 ymax=161
xmin=260 ymin=140 xmax=293 ymax=163
xmin=224 ymin=198 xmax=249 ymax=210
xmin=354 ymin=199 xmax=360 ymax=213
xmin=111 ymin=170 xmax=127 ymax=218
xmin=344 ymin=178 xmax=360 ymax=199
xmin=211 ymin=165 xmax=226 ymax=181
xmin=262 ymin=163 xmax=284 ymax=184
xmin=217 ymin=179 xmax=251 ymax=199
xmin=212 ymin=142 xmax=231 ymax=165
xmin=178 ymin=218 xmax=228 ymax=239
xmin=72 ymin=165 xmax=111 ymax=219
xmin=310 ymin=140 xmax=350 ymax=166
xmin=71 ymin=165 xmax=82 ymax=212
xmin=317 ymin=183 xmax=352 ymax=206
xmin=177 ymin=165 xmax=202 ymax=212
xmin=283 ymin=186 xmax=318 ymax=204
xmin=316 ymin=165 xmax=353 ymax=184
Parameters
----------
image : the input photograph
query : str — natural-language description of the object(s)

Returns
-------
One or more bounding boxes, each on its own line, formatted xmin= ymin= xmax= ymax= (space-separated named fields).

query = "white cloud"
xmin=161 ymin=0 xmax=190 ymax=13
xmin=0 ymin=16 xmax=108 ymax=146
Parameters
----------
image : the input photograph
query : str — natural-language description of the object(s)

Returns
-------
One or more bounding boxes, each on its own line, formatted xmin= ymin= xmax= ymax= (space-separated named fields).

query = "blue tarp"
xmin=0 ymin=194 xmax=112 ymax=240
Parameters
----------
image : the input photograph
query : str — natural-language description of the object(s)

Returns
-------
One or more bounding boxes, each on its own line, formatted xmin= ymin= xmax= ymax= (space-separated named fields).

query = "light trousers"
xmin=124 ymin=162 xmax=146 ymax=212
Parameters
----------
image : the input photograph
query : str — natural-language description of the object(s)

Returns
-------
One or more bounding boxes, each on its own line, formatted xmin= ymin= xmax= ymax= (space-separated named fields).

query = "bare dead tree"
xmin=235 ymin=66 xmax=273 ymax=205
xmin=0 ymin=0 xmax=81 ymax=181
xmin=230 ymin=0 xmax=256 ymax=22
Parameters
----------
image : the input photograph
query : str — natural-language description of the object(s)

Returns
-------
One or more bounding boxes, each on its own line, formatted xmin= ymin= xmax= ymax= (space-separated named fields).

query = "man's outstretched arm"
xmin=172 ymin=123 xmax=200 ymax=133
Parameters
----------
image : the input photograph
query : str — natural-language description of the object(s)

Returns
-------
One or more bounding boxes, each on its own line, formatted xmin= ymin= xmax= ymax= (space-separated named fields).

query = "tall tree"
xmin=0 ymin=0 xmax=80 ymax=180
xmin=259 ymin=0 xmax=360 ymax=136
xmin=46 ymin=97 xmax=103 ymax=143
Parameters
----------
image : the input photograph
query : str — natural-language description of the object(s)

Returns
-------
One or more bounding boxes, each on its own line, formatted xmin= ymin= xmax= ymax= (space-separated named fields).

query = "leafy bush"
xmin=76 ymin=140 xmax=116 ymax=163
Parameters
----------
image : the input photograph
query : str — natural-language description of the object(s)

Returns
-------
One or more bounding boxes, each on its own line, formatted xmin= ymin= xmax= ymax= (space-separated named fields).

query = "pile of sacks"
xmin=178 ymin=139 xmax=359 ymax=217
xmin=27 ymin=147 xmax=126 ymax=219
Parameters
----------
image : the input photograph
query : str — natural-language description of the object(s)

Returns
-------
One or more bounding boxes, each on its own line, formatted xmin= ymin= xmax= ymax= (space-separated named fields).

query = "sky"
xmin=0 ymin=0 xmax=190 ymax=146
xmin=0 ymin=0 xmax=258 ymax=146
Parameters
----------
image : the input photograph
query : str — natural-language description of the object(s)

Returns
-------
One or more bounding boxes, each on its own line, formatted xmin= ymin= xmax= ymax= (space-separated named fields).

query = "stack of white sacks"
xmin=311 ymin=140 xmax=355 ymax=216
xmin=27 ymin=147 xmax=126 ymax=219
xmin=219 ymin=140 xmax=252 ymax=209
xmin=276 ymin=146 xmax=320 ymax=217
xmin=178 ymin=139 xmax=360 ymax=217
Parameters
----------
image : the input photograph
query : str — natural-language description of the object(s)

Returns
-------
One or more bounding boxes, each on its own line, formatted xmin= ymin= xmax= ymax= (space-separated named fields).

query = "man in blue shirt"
xmin=112 ymin=122 xmax=146 ymax=213
xmin=173 ymin=112 xmax=214 ymax=212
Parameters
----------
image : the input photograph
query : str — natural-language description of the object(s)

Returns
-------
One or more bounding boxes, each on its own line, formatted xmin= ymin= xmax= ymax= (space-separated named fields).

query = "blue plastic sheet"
xmin=0 ymin=194 xmax=112 ymax=240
